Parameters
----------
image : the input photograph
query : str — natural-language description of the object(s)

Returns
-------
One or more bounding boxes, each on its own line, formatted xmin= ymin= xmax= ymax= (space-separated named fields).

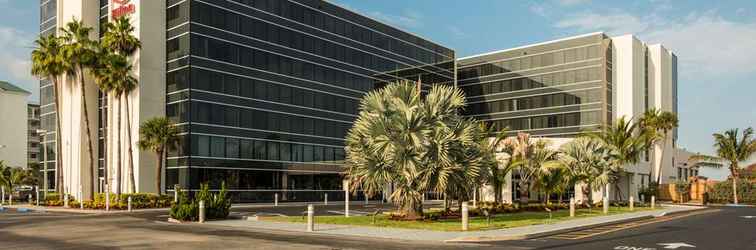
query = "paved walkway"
xmin=206 ymin=205 xmax=704 ymax=242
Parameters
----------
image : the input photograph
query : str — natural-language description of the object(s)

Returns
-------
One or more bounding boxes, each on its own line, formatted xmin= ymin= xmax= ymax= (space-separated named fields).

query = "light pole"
xmin=37 ymin=129 xmax=48 ymax=199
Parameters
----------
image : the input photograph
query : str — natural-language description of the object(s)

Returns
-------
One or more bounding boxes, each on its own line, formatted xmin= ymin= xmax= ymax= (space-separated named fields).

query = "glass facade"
xmin=457 ymin=33 xmax=613 ymax=137
xmin=39 ymin=0 xmax=58 ymax=191
xmin=164 ymin=0 xmax=454 ymax=201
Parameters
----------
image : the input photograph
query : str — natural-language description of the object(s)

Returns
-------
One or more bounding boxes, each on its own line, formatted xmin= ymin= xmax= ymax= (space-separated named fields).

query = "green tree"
xmin=590 ymin=117 xmax=647 ymax=200
xmin=696 ymin=128 xmax=756 ymax=204
xmin=344 ymin=82 xmax=487 ymax=218
xmin=138 ymin=117 xmax=180 ymax=195
xmin=101 ymin=16 xmax=141 ymax=194
xmin=60 ymin=19 xmax=99 ymax=198
xmin=558 ymin=137 xmax=613 ymax=206
xmin=640 ymin=108 xmax=679 ymax=183
xmin=31 ymin=35 xmax=66 ymax=193
xmin=480 ymin=126 xmax=521 ymax=203
xmin=506 ymin=133 xmax=558 ymax=205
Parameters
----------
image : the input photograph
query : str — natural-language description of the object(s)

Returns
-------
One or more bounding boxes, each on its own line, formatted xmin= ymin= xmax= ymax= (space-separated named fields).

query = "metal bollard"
xmin=462 ymin=202 xmax=469 ymax=231
xmin=603 ymin=197 xmax=608 ymax=214
xmin=569 ymin=197 xmax=575 ymax=217
xmin=306 ymin=204 xmax=314 ymax=232
xmin=64 ymin=193 xmax=69 ymax=208
xmin=274 ymin=193 xmax=279 ymax=207
xmin=345 ymin=191 xmax=350 ymax=217
xmin=629 ymin=196 xmax=634 ymax=211
xmin=651 ymin=196 xmax=655 ymax=209
xmin=199 ymin=200 xmax=206 ymax=223
xmin=128 ymin=196 xmax=132 ymax=212
xmin=324 ymin=193 xmax=328 ymax=205
xmin=79 ymin=190 xmax=84 ymax=210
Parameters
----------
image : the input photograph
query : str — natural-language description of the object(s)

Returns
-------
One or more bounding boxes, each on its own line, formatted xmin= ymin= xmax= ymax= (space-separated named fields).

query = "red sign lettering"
xmin=111 ymin=0 xmax=135 ymax=18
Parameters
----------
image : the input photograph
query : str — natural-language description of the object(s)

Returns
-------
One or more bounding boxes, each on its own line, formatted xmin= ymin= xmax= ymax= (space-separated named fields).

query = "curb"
xmin=445 ymin=207 xmax=707 ymax=243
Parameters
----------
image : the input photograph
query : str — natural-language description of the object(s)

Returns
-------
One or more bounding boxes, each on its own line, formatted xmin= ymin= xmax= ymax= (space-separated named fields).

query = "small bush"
xmin=44 ymin=192 xmax=172 ymax=209
xmin=639 ymin=182 xmax=659 ymax=202
xmin=170 ymin=182 xmax=232 ymax=221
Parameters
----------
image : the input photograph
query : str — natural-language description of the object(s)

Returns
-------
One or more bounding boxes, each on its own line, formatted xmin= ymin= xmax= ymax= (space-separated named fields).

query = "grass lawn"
xmin=261 ymin=206 xmax=657 ymax=231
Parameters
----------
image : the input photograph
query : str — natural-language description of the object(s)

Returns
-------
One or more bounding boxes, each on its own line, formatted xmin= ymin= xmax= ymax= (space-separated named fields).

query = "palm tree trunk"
xmin=655 ymin=134 xmax=667 ymax=183
xmin=732 ymin=168 xmax=739 ymax=204
xmin=52 ymin=77 xmax=64 ymax=195
xmin=116 ymin=95 xmax=122 ymax=196
xmin=125 ymin=96 xmax=136 ymax=193
xmin=78 ymin=68 xmax=96 ymax=199
xmin=156 ymin=148 xmax=164 ymax=195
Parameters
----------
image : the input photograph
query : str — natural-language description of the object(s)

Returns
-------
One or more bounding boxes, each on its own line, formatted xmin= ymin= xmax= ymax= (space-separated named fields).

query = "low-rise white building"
xmin=0 ymin=81 xmax=31 ymax=168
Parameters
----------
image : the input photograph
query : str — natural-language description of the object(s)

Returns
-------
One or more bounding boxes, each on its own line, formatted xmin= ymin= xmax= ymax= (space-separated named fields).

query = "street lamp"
xmin=36 ymin=129 xmax=48 ymax=198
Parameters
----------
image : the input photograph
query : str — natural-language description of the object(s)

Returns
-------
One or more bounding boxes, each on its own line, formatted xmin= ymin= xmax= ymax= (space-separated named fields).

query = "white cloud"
xmin=554 ymin=10 xmax=756 ymax=78
xmin=0 ymin=25 xmax=36 ymax=98
xmin=557 ymin=0 xmax=591 ymax=6
xmin=366 ymin=10 xmax=423 ymax=29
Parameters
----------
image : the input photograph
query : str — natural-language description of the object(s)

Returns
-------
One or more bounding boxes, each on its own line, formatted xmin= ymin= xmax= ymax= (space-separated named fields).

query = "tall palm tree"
xmin=590 ymin=117 xmax=647 ymax=200
xmin=31 ymin=35 xmax=66 ymax=194
xmin=479 ymin=125 xmax=521 ymax=203
xmin=559 ymin=137 xmax=613 ymax=206
xmin=101 ymin=17 xmax=141 ymax=194
xmin=60 ymin=19 xmax=98 ymax=199
xmin=640 ymin=108 xmax=679 ymax=183
xmin=138 ymin=117 xmax=179 ymax=195
xmin=92 ymin=53 xmax=136 ymax=195
xmin=696 ymin=128 xmax=755 ymax=204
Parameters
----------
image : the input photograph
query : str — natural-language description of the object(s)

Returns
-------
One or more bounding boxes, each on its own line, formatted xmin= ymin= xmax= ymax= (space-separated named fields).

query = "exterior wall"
xmin=39 ymin=0 xmax=58 ymax=192
xmin=0 ymin=90 xmax=30 ymax=168
xmin=164 ymin=0 xmax=454 ymax=201
xmin=648 ymin=44 xmax=677 ymax=184
xmin=457 ymin=32 xmax=610 ymax=137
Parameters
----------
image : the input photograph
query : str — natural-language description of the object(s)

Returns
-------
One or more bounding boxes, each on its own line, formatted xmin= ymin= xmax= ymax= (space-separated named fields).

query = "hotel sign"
xmin=112 ymin=0 xmax=135 ymax=18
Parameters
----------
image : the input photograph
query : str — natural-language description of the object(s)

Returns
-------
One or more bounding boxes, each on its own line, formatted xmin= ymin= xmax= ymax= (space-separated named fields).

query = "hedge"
xmin=705 ymin=180 xmax=756 ymax=204
xmin=44 ymin=192 xmax=173 ymax=209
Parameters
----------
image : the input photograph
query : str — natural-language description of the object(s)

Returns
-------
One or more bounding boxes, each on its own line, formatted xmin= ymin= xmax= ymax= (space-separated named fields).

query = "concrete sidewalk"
xmin=206 ymin=205 xmax=705 ymax=242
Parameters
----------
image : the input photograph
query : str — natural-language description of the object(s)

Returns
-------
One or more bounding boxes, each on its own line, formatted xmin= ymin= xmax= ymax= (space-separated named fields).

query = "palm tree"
xmin=101 ymin=17 xmax=141 ymax=194
xmin=60 ymin=19 xmax=98 ymax=199
xmin=479 ymin=125 xmax=521 ymax=203
xmin=697 ymin=128 xmax=755 ymax=204
xmin=590 ymin=117 xmax=647 ymax=200
xmin=640 ymin=108 xmax=679 ymax=183
xmin=559 ymin=137 xmax=613 ymax=206
xmin=138 ymin=117 xmax=179 ymax=195
xmin=92 ymin=53 xmax=136 ymax=195
xmin=508 ymin=133 xmax=558 ymax=205
xmin=345 ymin=82 xmax=484 ymax=218
xmin=31 ymin=35 xmax=66 ymax=194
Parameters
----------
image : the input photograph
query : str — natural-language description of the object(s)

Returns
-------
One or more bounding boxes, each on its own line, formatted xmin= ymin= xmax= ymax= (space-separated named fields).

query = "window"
xmin=267 ymin=141 xmax=279 ymax=160
xmin=197 ymin=135 xmax=210 ymax=157
xmin=210 ymin=137 xmax=225 ymax=158
xmin=254 ymin=140 xmax=266 ymax=160
xmin=226 ymin=138 xmax=239 ymax=158
xmin=241 ymin=140 xmax=253 ymax=159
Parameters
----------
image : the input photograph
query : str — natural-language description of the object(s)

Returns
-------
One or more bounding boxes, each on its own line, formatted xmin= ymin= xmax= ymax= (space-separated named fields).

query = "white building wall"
xmin=0 ymin=90 xmax=30 ymax=168
xmin=647 ymin=44 xmax=677 ymax=184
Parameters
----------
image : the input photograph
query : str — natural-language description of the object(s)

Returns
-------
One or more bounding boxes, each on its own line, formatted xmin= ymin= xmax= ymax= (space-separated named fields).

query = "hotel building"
xmin=460 ymin=33 xmax=679 ymax=202
xmin=40 ymin=0 xmax=454 ymax=201
xmin=40 ymin=1 xmax=678 ymax=203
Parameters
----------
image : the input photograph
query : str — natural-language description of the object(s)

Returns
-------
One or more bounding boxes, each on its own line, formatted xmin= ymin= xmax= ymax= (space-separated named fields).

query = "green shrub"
xmin=44 ymin=192 xmax=172 ymax=209
xmin=170 ymin=182 xmax=232 ymax=221
xmin=639 ymin=182 xmax=659 ymax=202
xmin=705 ymin=180 xmax=756 ymax=204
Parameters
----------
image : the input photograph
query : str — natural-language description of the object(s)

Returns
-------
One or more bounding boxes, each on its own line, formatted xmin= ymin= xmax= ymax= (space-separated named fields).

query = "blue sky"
xmin=0 ymin=0 xmax=753 ymax=162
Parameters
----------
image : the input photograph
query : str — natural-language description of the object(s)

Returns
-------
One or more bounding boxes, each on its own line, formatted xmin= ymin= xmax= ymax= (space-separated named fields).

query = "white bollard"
xmin=79 ymin=190 xmax=84 ymax=210
xmin=35 ymin=186 xmax=40 ymax=206
xmin=274 ymin=193 xmax=279 ymax=207
xmin=174 ymin=188 xmax=178 ymax=203
xmin=64 ymin=193 xmax=69 ymax=208
xmin=324 ymin=193 xmax=328 ymax=205
xmin=128 ymin=196 xmax=132 ymax=212
xmin=473 ymin=189 xmax=477 ymax=208
xmin=199 ymin=200 xmax=206 ymax=223
xmin=651 ymin=196 xmax=656 ymax=209
xmin=1 ymin=186 xmax=4 ymax=205
xmin=306 ymin=204 xmax=314 ymax=232
xmin=462 ymin=202 xmax=469 ymax=231
xmin=345 ymin=191 xmax=350 ymax=217
xmin=603 ymin=197 xmax=608 ymax=214
xmin=629 ymin=196 xmax=635 ymax=211
xmin=9 ymin=195 xmax=12 ymax=206
xmin=569 ymin=197 xmax=575 ymax=217
xmin=364 ymin=192 xmax=369 ymax=205
xmin=28 ymin=194 xmax=32 ymax=204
